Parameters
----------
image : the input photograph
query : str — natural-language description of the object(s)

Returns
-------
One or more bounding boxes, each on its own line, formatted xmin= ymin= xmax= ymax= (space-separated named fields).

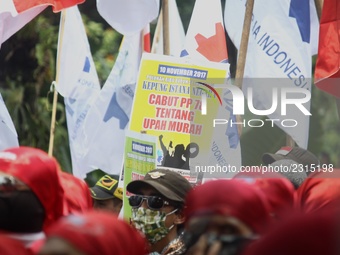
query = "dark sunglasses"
xmin=129 ymin=195 xmax=170 ymax=210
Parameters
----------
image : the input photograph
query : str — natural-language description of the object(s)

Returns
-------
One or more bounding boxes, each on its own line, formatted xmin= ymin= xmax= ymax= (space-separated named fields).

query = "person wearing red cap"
xmin=60 ymin=171 xmax=93 ymax=215
xmin=0 ymin=147 xmax=65 ymax=248
xmin=233 ymin=171 xmax=295 ymax=221
xmin=296 ymin=170 xmax=340 ymax=214
xmin=183 ymin=179 xmax=272 ymax=255
xmin=242 ymin=210 xmax=340 ymax=255
xmin=0 ymin=234 xmax=31 ymax=255
xmin=127 ymin=169 xmax=192 ymax=255
xmin=38 ymin=211 xmax=149 ymax=255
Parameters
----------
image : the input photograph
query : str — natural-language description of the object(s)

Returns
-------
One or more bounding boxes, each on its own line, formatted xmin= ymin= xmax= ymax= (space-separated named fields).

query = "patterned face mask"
xmin=131 ymin=207 xmax=177 ymax=244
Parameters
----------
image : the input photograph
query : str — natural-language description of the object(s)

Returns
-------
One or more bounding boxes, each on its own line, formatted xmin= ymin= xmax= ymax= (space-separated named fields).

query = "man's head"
xmin=39 ymin=211 xmax=149 ymax=255
xmin=0 ymin=146 xmax=65 ymax=232
xmin=262 ymin=146 xmax=320 ymax=175
xmin=183 ymin=180 xmax=271 ymax=255
xmin=269 ymin=159 xmax=307 ymax=189
xmin=127 ymin=169 xmax=192 ymax=252
xmin=90 ymin=174 xmax=123 ymax=215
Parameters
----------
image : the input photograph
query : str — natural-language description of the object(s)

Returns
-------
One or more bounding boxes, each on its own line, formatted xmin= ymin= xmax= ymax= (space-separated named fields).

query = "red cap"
xmin=46 ymin=211 xmax=149 ymax=255
xmin=184 ymin=179 xmax=272 ymax=234
xmin=296 ymin=170 xmax=340 ymax=213
xmin=60 ymin=172 xmax=93 ymax=215
xmin=0 ymin=146 xmax=65 ymax=230
xmin=234 ymin=172 xmax=295 ymax=220
xmin=243 ymin=210 xmax=340 ymax=255
xmin=0 ymin=234 xmax=30 ymax=255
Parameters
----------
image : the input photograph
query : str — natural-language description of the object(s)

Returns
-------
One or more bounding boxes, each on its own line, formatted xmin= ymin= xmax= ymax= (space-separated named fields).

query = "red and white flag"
xmin=0 ymin=0 xmax=84 ymax=48
xmin=315 ymin=0 xmax=340 ymax=98
xmin=1 ymin=0 xmax=84 ymax=16
xmin=181 ymin=0 xmax=228 ymax=63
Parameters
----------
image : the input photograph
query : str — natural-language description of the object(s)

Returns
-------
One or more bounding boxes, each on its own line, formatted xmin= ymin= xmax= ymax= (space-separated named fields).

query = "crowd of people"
xmin=0 ymin=145 xmax=339 ymax=255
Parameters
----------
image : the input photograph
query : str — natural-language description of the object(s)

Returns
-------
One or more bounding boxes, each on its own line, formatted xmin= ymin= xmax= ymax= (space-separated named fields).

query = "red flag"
xmin=13 ymin=0 xmax=85 ymax=13
xmin=314 ymin=0 xmax=340 ymax=98
xmin=143 ymin=25 xmax=151 ymax=53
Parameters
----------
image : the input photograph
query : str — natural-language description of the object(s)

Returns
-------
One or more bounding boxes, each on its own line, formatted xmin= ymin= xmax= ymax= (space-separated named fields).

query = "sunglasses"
xmin=129 ymin=195 xmax=170 ymax=210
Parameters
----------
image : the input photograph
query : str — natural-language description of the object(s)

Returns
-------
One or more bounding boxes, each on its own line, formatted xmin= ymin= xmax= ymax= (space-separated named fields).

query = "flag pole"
xmin=314 ymin=0 xmax=323 ymax=20
xmin=48 ymin=86 xmax=58 ymax=156
xmin=162 ymin=0 xmax=170 ymax=55
xmin=48 ymin=11 xmax=66 ymax=156
xmin=234 ymin=0 xmax=255 ymax=136
xmin=151 ymin=11 xmax=162 ymax=54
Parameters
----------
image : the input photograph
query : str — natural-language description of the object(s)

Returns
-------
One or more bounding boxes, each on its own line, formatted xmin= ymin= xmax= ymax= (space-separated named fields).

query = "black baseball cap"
xmin=126 ymin=169 xmax=192 ymax=203
xmin=90 ymin=175 xmax=123 ymax=200
xmin=262 ymin=146 xmax=320 ymax=171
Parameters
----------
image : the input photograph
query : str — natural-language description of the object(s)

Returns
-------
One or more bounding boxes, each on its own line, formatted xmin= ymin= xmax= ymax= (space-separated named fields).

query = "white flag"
xmin=0 ymin=93 xmax=19 ymax=150
xmin=181 ymin=0 xmax=242 ymax=174
xmin=75 ymin=31 xmax=144 ymax=177
xmin=225 ymin=0 xmax=319 ymax=148
xmin=56 ymin=6 xmax=101 ymax=177
xmin=151 ymin=0 xmax=185 ymax=57
xmin=0 ymin=6 xmax=45 ymax=48
xmin=96 ymin=0 xmax=159 ymax=35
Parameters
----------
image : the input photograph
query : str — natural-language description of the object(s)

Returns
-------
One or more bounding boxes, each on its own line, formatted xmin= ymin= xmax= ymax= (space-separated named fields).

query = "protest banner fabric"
xmin=75 ymin=31 xmax=144 ymax=177
xmin=314 ymin=0 xmax=340 ymax=98
xmin=224 ymin=0 xmax=319 ymax=149
xmin=56 ymin=6 xmax=101 ymax=177
xmin=129 ymin=53 xmax=235 ymax=180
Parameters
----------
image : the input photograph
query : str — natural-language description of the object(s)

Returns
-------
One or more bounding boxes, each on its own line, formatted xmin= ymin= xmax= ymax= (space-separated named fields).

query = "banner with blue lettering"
xmin=224 ymin=0 xmax=319 ymax=148
xmin=73 ymin=32 xmax=144 ymax=178
xmin=56 ymin=6 xmax=101 ymax=177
